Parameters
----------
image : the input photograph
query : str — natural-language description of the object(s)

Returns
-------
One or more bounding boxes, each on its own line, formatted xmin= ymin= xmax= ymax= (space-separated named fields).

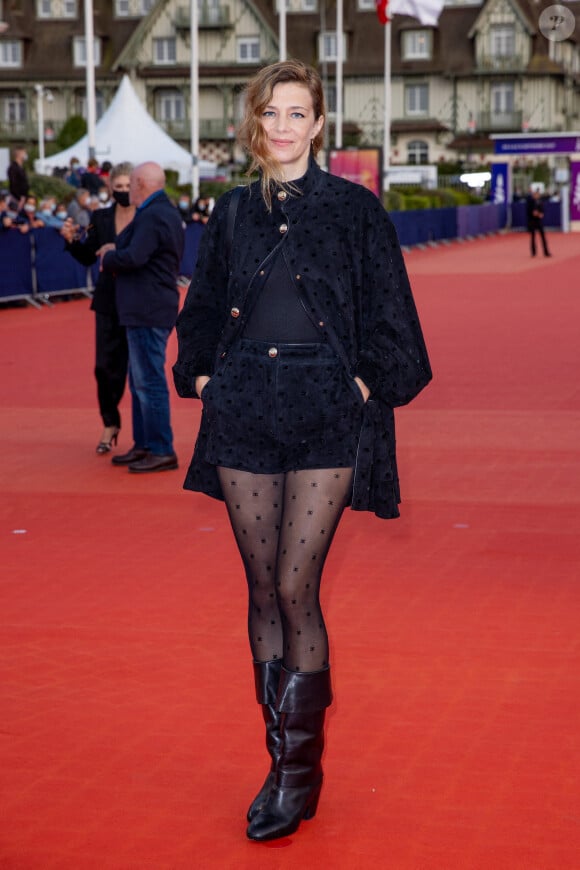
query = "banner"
xmin=328 ymin=148 xmax=382 ymax=199
xmin=570 ymin=161 xmax=580 ymax=222
xmin=490 ymin=163 xmax=508 ymax=205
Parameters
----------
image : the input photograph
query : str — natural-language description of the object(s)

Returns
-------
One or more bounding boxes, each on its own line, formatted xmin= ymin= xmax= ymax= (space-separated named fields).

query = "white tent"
xmin=36 ymin=75 xmax=216 ymax=184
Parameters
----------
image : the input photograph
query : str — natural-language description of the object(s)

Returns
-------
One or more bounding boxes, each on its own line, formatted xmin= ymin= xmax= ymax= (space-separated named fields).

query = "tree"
xmin=56 ymin=116 xmax=87 ymax=151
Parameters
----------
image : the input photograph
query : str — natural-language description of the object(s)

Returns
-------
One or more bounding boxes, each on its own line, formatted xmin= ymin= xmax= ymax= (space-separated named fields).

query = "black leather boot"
xmin=247 ymin=659 xmax=283 ymax=822
xmin=246 ymin=666 xmax=332 ymax=842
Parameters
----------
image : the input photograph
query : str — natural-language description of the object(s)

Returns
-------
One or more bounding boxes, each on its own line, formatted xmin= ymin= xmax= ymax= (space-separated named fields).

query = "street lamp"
xmin=34 ymin=84 xmax=53 ymax=169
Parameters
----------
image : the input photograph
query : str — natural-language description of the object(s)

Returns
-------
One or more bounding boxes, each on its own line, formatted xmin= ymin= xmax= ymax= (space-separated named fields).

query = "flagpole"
xmin=190 ymin=0 xmax=200 ymax=200
xmin=335 ymin=0 xmax=343 ymax=149
xmin=279 ymin=0 xmax=287 ymax=61
xmin=83 ymin=0 xmax=96 ymax=161
xmin=383 ymin=17 xmax=391 ymax=193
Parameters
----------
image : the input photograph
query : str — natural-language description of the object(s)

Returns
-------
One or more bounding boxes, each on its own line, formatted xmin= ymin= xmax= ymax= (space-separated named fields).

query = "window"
xmin=237 ymin=37 xmax=260 ymax=63
xmin=491 ymin=25 xmax=515 ymax=57
xmin=73 ymin=36 xmax=102 ymax=67
xmin=491 ymin=82 xmax=514 ymax=114
xmin=142 ymin=0 xmax=155 ymax=11
xmin=275 ymin=0 xmax=290 ymax=11
xmin=78 ymin=91 xmax=105 ymax=121
xmin=325 ymin=83 xmax=337 ymax=114
xmin=407 ymin=139 xmax=428 ymax=164
xmin=153 ymin=37 xmax=177 ymax=64
xmin=115 ymin=0 xmax=130 ymax=15
xmin=1 ymin=94 xmax=27 ymax=124
xmin=38 ymin=0 xmax=76 ymax=17
xmin=301 ymin=0 xmax=317 ymax=10
xmin=201 ymin=0 xmax=222 ymax=24
xmin=402 ymin=30 xmax=432 ymax=60
xmin=156 ymin=89 xmax=185 ymax=122
xmin=318 ymin=31 xmax=347 ymax=63
xmin=405 ymin=83 xmax=428 ymax=115
xmin=357 ymin=0 xmax=376 ymax=9
xmin=0 ymin=40 xmax=22 ymax=68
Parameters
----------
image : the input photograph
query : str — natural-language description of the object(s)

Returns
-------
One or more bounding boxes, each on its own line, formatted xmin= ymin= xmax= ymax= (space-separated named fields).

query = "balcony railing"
xmin=174 ymin=4 xmax=231 ymax=29
xmin=477 ymin=110 xmax=523 ymax=131
xmin=158 ymin=118 xmax=230 ymax=139
xmin=0 ymin=119 xmax=66 ymax=142
xmin=476 ymin=54 xmax=525 ymax=72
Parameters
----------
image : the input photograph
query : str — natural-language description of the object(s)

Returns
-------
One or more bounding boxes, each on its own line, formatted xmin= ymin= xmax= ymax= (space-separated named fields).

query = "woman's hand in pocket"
xmin=354 ymin=376 xmax=370 ymax=403
xmin=196 ymin=375 xmax=211 ymax=398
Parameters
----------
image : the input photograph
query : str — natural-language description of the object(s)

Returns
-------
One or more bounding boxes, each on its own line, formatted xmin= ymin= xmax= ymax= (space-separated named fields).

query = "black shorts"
xmin=201 ymin=338 xmax=365 ymax=474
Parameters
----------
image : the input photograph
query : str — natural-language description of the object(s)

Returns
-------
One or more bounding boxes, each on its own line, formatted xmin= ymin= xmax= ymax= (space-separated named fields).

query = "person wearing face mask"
xmin=97 ymin=188 xmax=112 ymax=208
xmin=20 ymin=194 xmax=45 ymax=228
xmin=37 ymin=197 xmax=67 ymax=229
xmin=177 ymin=194 xmax=193 ymax=224
xmin=61 ymin=162 xmax=135 ymax=455
xmin=66 ymin=158 xmax=83 ymax=188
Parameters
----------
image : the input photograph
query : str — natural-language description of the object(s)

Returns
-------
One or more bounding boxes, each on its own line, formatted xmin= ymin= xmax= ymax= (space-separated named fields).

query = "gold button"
xmin=259 ymin=270 xmax=265 ymax=276
xmin=230 ymin=307 xmax=240 ymax=318
xmin=318 ymin=320 xmax=325 ymax=327
xmin=277 ymin=190 xmax=287 ymax=201
xmin=220 ymin=351 xmax=227 ymax=359
xmin=279 ymin=223 xmax=288 ymax=234
xmin=268 ymin=347 xmax=278 ymax=358
xmin=295 ymin=274 xmax=301 ymax=280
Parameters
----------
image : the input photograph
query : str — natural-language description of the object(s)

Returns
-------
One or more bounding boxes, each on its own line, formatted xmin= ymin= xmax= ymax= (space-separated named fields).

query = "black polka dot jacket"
xmin=173 ymin=158 xmax=432 ymax=519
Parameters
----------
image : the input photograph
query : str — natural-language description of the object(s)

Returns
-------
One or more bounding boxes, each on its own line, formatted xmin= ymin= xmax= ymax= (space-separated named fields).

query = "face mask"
xmin=71 ymin=163 xmax=79 ymax=170
xmin=178 ymin=200 xmax=189 ymax=210
xmin=24 ymin=204 xmax=36 ymax=213
xmin=22 ymin=153 xmax=28 ymax=162
xmin=112 ymin=190 xmax=130 ymax=207
xmin=41 ymin=209 xmax=52 ymax=217
xmin=99 ymin=190 xmax=109 ymax=202
xmin=6 ymin=210 xmax=17 ymax=219
xmin=56 ymin=211 xmax=67 ymax=220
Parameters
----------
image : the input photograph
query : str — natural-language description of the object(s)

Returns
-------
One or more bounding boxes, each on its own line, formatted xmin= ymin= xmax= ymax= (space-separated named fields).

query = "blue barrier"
xmin=33 ymin=228 xmax=90 ymax=296
xmin=511 ymin=200 xmax=561 ymax=229
xmin=0 ymin=231 xmax=34 ymax=302
xmin=179 ymin=223 xmax=205 ymax=277
xmin=0 ymin=200 xmax=521 ymax=308
xmin=390 ymin=206 xmax=457 ymax=247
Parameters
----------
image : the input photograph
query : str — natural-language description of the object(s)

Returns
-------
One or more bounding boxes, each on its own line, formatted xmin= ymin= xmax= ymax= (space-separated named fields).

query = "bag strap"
xmin=225 ymin=185 xmax=242 ymax=266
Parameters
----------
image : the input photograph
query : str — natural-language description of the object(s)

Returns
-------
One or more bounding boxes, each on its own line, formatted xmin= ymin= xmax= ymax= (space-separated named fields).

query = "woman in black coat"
xmin=174 ymin=61 xmax=431 ymax=842
xmin=62 ymin=162 xmax=135 ymax=453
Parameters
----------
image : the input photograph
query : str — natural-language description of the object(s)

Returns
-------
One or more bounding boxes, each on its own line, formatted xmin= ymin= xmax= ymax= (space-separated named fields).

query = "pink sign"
xmin=571 ymin=162 xmax=580 ymax=222
xmin=328 ymin=148 xmax=381 ymax=199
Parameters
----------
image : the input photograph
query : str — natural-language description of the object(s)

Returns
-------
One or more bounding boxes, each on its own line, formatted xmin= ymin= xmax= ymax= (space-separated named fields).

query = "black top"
xmin=65 ymin=205 xmax=117 ymax=315
xmin=243 ymin=251 xmax=320 ymax=342
xmin=7 ymin=162 xmax=29 ymax=200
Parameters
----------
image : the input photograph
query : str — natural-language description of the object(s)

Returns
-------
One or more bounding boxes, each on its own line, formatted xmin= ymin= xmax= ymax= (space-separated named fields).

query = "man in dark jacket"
xmin=7 ymin=147 xmax=29 ymax=209
xmin=526 ymin=187 xmax=551 ymax=258
xmin=99 ymin=161 xmax=185 ymax=473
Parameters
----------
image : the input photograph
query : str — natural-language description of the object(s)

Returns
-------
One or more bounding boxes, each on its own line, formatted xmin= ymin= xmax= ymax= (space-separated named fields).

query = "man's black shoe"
xmin=128 ymin=453 xmax=179 ymax=473
xmin=112 ymin=446 xmax=150 ymax=466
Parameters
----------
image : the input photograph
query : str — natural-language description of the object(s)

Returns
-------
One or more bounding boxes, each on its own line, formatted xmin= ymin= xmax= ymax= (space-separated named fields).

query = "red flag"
xmin=376 ymin=0 xmax=389 ymax=24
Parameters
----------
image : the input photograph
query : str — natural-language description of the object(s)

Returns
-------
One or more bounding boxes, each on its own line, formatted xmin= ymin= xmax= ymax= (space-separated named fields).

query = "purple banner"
xmin=571 ymin=162 xmax=580 ymax=222
xmin=490 ymin=163 xmax=508 ymax=205
xmin=495 ymin=136 xmax=580 ymax=155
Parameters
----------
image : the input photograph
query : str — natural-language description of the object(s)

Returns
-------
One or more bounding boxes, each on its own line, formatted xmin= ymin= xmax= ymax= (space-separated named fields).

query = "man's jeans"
xmin=126 ymin=326 xmax=174 ymax=456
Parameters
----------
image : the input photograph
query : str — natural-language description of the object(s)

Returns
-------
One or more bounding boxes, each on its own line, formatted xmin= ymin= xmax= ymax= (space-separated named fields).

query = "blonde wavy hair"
xmin=237 ymin=59 xmax=326 ymax=209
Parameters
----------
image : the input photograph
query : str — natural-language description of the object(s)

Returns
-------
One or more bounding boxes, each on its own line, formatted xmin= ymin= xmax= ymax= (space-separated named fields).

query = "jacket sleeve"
xmin=65 ymin=211 xmax=106 ymax=266
xmin=101 ymin=215 xmax=156 ymax=272
xmin=354 ymin=194 xmax=432 ymax=407
xmin=173 ymin=190 xmax=233 ymax=398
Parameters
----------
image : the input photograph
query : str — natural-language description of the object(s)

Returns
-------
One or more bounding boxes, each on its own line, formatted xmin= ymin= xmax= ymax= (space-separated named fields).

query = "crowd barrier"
xmin=0 ymin=202 xmax=534 ymax=307
xmin=0 ymin=222 xmax=206 ymax=307
xmin=510 ymin=200 xmax=561 ymax=229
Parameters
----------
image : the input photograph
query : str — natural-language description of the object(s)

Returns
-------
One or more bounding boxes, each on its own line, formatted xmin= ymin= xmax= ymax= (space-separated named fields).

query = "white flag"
xmin=388 ymin=0 xmax=444 ymax=26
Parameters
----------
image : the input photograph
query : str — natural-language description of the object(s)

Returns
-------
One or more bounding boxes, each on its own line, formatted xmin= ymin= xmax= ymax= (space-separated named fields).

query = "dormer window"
xmin=402 ymin=30 xmax=432 ymax=60
xmin=491 ymin=24 xmax=515 ymax=57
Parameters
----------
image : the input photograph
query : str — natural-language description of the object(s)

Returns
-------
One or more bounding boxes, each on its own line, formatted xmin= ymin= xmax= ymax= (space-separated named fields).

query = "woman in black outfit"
xmin=62 ymin=162 xmax=135 ymax=453
xmin=174 ymin=61 xmax=432 ymax=842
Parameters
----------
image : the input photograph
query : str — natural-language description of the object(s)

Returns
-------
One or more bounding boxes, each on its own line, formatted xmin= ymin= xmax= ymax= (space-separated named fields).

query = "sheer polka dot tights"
xmin=217 ymin=466 xmax=353 ymax=673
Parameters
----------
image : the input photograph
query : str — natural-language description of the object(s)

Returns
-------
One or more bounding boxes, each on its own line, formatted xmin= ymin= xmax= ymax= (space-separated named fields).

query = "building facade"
xmin=0 ymin=0 xmax=579 ymax=170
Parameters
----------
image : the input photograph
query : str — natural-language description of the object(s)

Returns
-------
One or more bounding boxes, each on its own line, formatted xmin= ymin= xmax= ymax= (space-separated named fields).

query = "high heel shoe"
xmin=96 ymin=427 xmax=120 ymax=454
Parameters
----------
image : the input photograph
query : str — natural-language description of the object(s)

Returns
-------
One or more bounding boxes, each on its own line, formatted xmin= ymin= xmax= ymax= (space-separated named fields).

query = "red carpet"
xmin=1 ymin=232 xmax=579 ymax=869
